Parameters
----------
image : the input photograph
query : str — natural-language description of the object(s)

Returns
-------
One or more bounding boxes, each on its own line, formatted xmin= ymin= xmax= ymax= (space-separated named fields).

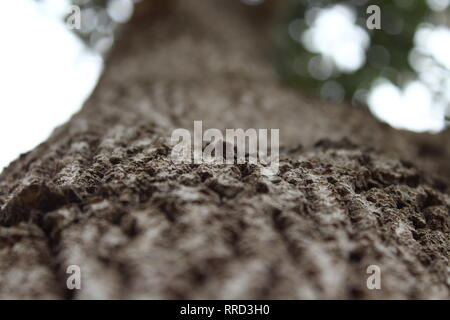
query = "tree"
xmin=0 ymin=0 xmax=448 ymax=299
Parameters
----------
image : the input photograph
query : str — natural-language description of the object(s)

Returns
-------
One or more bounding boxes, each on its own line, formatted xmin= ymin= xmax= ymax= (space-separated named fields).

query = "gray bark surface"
xmin=0 ymin=0 xmax=448 ymax=299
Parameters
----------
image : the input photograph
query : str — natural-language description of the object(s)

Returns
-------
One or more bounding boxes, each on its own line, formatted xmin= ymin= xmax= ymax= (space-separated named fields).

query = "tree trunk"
xmin=0 ymin=0 xmax=448 ymax=299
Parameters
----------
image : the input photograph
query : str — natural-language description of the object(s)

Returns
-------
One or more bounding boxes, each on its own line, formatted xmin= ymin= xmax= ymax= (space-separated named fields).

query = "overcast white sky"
xmin=0 ymin=0 xmax=102 ymax=170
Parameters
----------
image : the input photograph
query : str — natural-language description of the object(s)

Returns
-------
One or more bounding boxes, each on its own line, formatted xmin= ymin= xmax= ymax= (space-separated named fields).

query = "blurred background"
xmin=0 ymin=0 xmax=449 ymax=170
xmin=276 ymin=0 xmax=450 ymax=132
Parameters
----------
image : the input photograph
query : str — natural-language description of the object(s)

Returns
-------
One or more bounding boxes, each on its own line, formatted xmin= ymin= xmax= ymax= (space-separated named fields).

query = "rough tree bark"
xmin=0 ymin=0 xmax=448 ymax=299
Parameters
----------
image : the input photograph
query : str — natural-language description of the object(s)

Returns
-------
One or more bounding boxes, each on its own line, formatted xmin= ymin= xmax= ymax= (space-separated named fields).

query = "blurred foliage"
xmin=69 ymin=0 xmax=113 ymax=44
xmin=32 ymin=0 xmax=131 ymax=54
xmin=51 ymin=0 xmax=135 ymax=54
xmin=275 ymin=0 xmax=450 ymax=114
xmin=69 ymin=0 xmax=134 ymax=54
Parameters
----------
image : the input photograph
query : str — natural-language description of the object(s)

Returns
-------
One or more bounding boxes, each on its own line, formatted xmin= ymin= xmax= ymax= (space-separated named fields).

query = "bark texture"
xmin=0 ymin=0 xmax=449 ymax=299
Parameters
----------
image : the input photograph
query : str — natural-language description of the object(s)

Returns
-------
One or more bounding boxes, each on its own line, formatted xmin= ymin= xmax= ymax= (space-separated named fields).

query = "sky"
xmin=0 ymin=0 xmax=102 ymax=170
xmin=0 ymin=0 xmax=448 ymax=171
